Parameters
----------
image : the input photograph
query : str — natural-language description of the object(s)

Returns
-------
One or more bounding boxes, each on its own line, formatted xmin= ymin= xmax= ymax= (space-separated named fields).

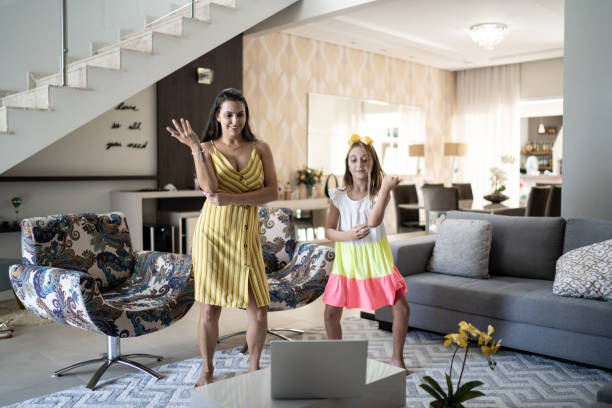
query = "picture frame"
xmin=196 ymin=67 xmax=214 ymax=85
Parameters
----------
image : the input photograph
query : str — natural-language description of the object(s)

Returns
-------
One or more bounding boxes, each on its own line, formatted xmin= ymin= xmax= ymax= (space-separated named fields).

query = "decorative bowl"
xmin=483 ymin=193 xmax=509 ymax=204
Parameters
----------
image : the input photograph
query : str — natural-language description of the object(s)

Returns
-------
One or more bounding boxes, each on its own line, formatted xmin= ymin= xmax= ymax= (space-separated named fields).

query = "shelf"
xmin=521 ymin=151 xmax=552 ymax=155
xmin=0 ymin=175 xmax=157 ymax=182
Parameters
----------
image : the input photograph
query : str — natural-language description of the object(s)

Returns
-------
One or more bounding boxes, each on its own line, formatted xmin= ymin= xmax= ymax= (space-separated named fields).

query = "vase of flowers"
xmin=420 ymin=321 xmax=502 ymax=408
xmin=296 ymin=166 xmax=322 ymax=198
xmin=484 ymin=155 xmax=515 ymax=204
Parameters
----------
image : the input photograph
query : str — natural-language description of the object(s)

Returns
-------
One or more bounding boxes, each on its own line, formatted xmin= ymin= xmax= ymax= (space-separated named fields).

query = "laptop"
xmin=270 ymin=339 xmax=368 ymax=399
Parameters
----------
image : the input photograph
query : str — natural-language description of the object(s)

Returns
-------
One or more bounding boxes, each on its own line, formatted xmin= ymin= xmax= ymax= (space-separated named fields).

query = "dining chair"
xmin=452 ymin=183 xmax=473 ymax=200
xmin=547 ymin=185 xmax=562 ymax=217
xmin=421 ymin=187 xmax=459 ymax=232
xmin=422 ymin=183 xmax=444 ymax=188
xmin=392 ymin=184 xmax=423 ymax=232
xmin=525 ymin=186 xmax=553 ymax=216
xmin=9 ymin=212 xmax=194 ymax=389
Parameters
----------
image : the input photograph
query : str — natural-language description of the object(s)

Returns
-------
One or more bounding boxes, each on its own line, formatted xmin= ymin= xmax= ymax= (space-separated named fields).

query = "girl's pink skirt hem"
xmin=322 ymin=267 xmax=408 ymax=310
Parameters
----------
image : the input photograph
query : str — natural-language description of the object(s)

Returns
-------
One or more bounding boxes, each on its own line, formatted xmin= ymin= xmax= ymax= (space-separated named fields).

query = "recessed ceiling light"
xmin=350 ymin=41 xmax=357 ymax=45
xmin=380 ymin=48 xmax=387 ymax=53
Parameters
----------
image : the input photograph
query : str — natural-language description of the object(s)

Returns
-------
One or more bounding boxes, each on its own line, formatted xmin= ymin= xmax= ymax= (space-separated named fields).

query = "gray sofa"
xmin=375 ymin=211 xmax=612 ymax=369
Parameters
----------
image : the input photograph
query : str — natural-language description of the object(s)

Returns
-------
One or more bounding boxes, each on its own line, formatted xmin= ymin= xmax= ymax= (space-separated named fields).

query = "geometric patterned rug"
xmin=5 ymin=317 xmax=610 ymax=408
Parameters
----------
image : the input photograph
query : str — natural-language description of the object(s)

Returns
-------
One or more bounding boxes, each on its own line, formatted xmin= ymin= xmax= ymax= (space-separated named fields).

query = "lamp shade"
xmin=408 ymin=144 xmax=425 ymax=157
xmin=444 ymin=142 xmax=467 ymax=157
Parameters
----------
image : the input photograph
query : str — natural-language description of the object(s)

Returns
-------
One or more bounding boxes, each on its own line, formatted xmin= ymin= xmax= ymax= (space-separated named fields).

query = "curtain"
xmin=454 ymin=64 xmax=521 ymax=203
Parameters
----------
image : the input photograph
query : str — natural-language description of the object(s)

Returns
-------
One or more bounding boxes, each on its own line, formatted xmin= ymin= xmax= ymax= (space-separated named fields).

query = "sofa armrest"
xmin=390 ymin=235 xmax=436 ymax=276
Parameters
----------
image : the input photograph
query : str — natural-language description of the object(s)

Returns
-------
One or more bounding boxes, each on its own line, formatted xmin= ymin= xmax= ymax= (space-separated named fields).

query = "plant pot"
xmin=483 ymin=193 xmax=509 ymax=204
xmin=305 ymin=184 xmax=313 ymax=198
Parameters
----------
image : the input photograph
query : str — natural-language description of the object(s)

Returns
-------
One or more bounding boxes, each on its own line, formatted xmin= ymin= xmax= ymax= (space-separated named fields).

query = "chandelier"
xmin=469 ymin=23 xmax=508 ymax=50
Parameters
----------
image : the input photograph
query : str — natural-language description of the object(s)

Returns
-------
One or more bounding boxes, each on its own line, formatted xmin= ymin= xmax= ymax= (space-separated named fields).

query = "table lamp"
xmin=409 ymin=144 xmax=425 ymax=175
xmin=444 ymin=142 xmax=467 ymax=182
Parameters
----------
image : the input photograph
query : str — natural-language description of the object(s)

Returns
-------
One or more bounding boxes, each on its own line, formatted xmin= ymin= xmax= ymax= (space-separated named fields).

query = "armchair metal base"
xmin=52 ymin=336 xmax=164 ymax=390
xmin=217 ymin=328 xmax=304 ymax=354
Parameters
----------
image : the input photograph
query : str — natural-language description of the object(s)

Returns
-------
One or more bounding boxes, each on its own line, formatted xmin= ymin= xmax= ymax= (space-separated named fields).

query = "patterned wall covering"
xmin=243 ymin=32 xmax=456 ymax=187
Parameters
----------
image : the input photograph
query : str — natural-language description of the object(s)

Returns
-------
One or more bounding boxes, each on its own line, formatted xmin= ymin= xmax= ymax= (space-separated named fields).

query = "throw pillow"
xmin=553 ymin=239 xmax=612 ymax=300
xmin=428 ymin=219 xmax=493 ymax=278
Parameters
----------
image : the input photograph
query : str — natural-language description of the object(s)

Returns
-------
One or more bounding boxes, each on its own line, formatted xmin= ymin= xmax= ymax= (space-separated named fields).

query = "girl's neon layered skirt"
xmin=322 ymin=237 xmax=407 ymax=310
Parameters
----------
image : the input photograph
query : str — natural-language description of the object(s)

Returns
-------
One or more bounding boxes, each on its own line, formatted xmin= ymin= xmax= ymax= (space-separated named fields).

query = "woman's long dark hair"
xmin=201 ymin=88 xmax=256 ymax=142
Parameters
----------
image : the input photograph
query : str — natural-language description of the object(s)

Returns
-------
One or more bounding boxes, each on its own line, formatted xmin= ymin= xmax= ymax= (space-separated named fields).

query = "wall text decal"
xmin=106 ymin=142 xmax=122 ymax=150
xmin=127 ymin=141 xmax=148 ymax=149
xmin=115 ymin=102 xmax=138 ymax=111
xmin=128 ymin=121 xmax=142 ymax=130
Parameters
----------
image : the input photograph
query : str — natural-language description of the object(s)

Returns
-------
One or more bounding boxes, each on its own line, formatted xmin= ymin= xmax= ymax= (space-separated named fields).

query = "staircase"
xmin=0 ymin=0 xmax=297 ymax=174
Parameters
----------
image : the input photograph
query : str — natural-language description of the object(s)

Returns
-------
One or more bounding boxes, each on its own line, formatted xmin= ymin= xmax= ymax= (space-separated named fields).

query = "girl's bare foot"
xmin=195 ymin=370 xmax=214 ymax=387
xmin=389 ymin=360 xmax=412 ymax=375
xmin=248 ymin=362 xmax=260 ymax=372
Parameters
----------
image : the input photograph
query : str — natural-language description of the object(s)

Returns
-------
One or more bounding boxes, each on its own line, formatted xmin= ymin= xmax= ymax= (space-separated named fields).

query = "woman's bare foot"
xmin=248 ymin=362 xmax=260 ymax=372
xmin=195 ymin=370 xmax=214 ymax=387
xmin=389 ymin=360 xmax=412 ymax=375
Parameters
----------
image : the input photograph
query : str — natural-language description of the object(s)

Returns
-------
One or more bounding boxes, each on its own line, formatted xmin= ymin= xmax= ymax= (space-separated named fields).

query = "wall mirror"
xmin=307 ymin=93 xmax=425 ymax=175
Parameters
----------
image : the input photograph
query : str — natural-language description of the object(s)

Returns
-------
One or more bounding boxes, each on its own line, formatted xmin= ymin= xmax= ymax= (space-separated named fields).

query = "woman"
xmin=166 ymin=88 xmax=278 ymax=386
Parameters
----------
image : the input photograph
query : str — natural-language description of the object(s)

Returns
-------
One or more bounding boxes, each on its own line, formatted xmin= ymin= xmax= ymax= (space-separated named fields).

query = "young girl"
xmin=322 ymin=134 xmax=411 ymax=373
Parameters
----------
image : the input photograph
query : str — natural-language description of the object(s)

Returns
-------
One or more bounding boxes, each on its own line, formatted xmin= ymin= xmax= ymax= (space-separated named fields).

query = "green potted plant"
xmin=420 ymin=321 xmax=502 ymax=408
xmin=296 ymin=166 xmax=322 ymax=198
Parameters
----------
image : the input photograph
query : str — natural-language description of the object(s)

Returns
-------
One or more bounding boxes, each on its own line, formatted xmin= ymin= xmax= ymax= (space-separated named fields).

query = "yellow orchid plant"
xmin=420 ymin=321 xmax=502 ymax=408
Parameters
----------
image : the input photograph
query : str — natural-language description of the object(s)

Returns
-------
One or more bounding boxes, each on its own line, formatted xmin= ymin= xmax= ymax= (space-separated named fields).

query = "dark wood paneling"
xmin=156 ymin=35 xmax=243 ymax=189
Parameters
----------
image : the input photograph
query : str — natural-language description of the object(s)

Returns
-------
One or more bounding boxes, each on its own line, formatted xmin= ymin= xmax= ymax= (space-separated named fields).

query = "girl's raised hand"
xmin=166 ymin=118 xmax=200 ymax=151
xmin=347 ymin=224 xmax=370 ymax=241
xmin=382 ymin=175 xmax=402 ymax=191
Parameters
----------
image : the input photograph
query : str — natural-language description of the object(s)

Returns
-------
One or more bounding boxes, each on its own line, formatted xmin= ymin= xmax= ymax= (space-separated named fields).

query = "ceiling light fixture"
xmin=469 ymin=22 xmax=508 ymax=50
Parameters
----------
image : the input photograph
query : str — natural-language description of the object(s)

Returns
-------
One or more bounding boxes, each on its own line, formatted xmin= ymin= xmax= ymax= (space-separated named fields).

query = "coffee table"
xmin=191 ymin=358 xmax=406 ymax=407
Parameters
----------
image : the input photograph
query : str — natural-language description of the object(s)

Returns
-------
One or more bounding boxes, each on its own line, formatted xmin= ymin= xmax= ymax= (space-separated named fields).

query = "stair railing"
xmin=60 ymin=0 xmax=67 ymax=86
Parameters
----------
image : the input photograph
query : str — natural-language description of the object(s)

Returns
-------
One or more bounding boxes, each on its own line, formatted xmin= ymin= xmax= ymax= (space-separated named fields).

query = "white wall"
xmin=562 ymin=0 xmax=612 ymax=219
xmin=3 ymin=87 xmax=156 ymax=176
xmin=0 ymin=86 xmax=157 ymax=226
xmin=0 ymin=0 xmax=178 ymax=90
xmin=520 ymin=58 xmax=563 ymax=100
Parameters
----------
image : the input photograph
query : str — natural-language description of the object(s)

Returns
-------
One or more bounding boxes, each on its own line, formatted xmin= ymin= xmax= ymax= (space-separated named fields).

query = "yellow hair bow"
xmin=348 ymin=134 xmax=374 ymax=147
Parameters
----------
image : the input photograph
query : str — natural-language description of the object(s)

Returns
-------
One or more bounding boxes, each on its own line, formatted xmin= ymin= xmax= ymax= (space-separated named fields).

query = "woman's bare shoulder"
xmin=254 ymin=139 xmax=271 ymax=155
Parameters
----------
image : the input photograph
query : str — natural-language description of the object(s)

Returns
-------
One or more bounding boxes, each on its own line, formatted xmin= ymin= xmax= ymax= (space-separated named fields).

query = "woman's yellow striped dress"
xmin=191 ymin=141 xmax=270 ymax=308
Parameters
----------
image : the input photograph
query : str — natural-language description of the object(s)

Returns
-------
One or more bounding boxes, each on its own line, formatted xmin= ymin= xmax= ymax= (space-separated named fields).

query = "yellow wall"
xmin=243 ymin=32 xmax=456 ymax=187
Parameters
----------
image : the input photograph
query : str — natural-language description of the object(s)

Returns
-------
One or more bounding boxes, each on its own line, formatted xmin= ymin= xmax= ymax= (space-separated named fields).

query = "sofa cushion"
xmin=564 ymin=218 xmax=612 ymax=253
xmin=402 ymin=272 xmax=612 ymax=338
xmin=447 ymin=211 xmax=565 ymax=280
xmin=428 ymin=219 xmax=492 ymax=278
xmin=553 ymin=239 xmax=612 ymax=300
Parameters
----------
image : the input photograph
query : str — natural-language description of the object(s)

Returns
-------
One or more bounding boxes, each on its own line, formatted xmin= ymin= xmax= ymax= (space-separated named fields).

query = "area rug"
xmin=5 ymin=317 xmax=610 ymax=408
xmin=0 ymin=298 xmax=51 ymax=327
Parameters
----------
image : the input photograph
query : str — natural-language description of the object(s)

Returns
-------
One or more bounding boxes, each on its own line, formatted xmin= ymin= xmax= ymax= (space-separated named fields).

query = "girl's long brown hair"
xmin=343 ymin=141 xmax=385 ymax=201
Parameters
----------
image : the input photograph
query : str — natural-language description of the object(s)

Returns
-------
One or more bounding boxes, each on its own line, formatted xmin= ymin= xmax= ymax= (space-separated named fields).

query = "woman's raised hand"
xmin=166 ymin=118 xmax=200 ymax=151
xmin=382 ymin=175 xmax=402 ymax=191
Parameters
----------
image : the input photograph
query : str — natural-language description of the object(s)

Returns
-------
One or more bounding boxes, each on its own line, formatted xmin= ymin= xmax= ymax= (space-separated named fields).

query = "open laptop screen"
xmin=270 ymin=339 xmax=368 ymax=399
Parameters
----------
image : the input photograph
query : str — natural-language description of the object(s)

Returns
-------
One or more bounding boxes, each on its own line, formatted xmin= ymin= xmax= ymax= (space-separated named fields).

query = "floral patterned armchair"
xmin=9 ymin=212 xmax=194 ymax=389
xmin=218 ymin=207 xmax=335 ymax=346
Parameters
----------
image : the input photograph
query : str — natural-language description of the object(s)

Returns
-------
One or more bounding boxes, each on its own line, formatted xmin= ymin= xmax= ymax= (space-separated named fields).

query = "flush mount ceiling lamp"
xmin=469 ymin=22 xmax=508 ymax=50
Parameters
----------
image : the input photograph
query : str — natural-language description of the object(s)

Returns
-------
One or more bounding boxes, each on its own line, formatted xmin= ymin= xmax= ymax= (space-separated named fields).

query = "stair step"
xmin=211 ymin=0 xmax=237 ymax=9
xmin=90 ymin=41 xmax=112 ymax=56
xmin=0 ymin=106 xmax=7 ymax=133
xmin=147 ymin=0 xmax=212 ymax=29
xmin=1 ymin=85 xmax=50 ymax=110
xmin=34 ymin=65 xmax=88 ymax=89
